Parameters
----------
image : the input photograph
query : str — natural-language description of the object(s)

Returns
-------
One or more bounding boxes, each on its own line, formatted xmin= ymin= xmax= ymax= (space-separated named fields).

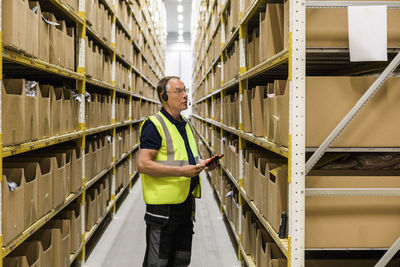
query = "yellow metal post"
xmin=77 ymin=1 xmax=86 ymax=265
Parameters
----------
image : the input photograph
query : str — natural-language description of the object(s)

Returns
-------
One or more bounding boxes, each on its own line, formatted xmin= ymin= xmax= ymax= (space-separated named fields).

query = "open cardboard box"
xmin=44 ymin=220 xmax=71 ymax=267
xmin=2 ymin=169 xmax=25 ymax=245
xmin=3 ymin=0 xmax=27 ymax=52
xmin=4 ymin=163 xmax=38 ymax=229
xmin=2 ymin=80 xmax=26 ymax=146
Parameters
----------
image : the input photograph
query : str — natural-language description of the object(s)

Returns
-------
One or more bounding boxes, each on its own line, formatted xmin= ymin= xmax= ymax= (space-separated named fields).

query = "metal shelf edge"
xmin=2 ymin=131 xmax=84 ymax=158
xmin=48 ymin=0 xmax=84 ymax=25
xmin=3 ymin=49 xmax=84 ymax=80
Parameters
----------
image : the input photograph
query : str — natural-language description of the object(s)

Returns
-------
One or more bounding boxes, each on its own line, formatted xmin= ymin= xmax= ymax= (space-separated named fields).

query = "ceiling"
xmin=165 ymin=0 xmax=192 ymax=42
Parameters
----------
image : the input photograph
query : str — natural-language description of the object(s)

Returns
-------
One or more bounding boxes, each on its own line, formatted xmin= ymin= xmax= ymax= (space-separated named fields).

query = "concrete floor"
xmin=85 ymin=172 xmax=240 ymax=267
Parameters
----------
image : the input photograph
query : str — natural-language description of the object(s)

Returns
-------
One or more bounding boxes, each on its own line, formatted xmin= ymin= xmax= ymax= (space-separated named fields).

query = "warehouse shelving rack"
xmin=192 ymin=0 xmax=400 ymax=266
xmin=0 ymin=0 xmax=165 ymax=266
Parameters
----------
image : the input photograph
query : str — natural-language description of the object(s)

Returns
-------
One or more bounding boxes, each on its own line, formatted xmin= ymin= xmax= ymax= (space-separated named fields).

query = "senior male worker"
xmin=137 ymin=76 xmax=217 ymax=267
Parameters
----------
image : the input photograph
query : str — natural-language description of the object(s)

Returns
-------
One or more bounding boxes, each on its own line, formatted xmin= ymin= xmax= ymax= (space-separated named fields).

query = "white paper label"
xmin=348 ymin=6 xmax=387 ymax=62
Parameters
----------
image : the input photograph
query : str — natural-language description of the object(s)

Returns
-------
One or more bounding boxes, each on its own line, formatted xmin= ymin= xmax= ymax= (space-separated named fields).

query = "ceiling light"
xmin=178 ymin=29 xmax=183 ymax=35
xmin=178 ymin=14 xmax=183 ymax=21
xmin=178 ymin=23 xmax=183 ymax=29
xmin=178 ymin=36 xmax=184 ymax=42
xmin=177 ymin=5 xmax=183 ymax=13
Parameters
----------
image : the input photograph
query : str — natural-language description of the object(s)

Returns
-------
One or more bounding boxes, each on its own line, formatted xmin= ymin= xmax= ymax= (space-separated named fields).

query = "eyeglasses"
xmin=169 ymin=88 xmax=189 ymax=95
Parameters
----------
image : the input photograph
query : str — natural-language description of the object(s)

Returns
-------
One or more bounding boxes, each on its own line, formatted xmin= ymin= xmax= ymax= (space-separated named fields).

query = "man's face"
xmin=166 ymin=78 xmax=188 ymax=111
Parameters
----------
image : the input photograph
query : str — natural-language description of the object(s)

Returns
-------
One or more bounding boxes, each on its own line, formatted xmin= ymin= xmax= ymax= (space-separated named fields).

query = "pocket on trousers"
xmin=144 ymin=204 xmax=170 ymax=226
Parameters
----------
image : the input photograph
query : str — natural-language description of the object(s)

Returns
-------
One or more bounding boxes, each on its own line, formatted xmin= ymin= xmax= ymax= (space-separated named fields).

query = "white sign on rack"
xmin=348 ymin=5 xmax=387 ymax=62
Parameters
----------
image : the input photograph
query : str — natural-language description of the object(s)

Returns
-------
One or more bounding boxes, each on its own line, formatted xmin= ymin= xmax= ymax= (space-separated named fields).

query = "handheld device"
xmin=203 ymin=154 xmax=224 ymax=167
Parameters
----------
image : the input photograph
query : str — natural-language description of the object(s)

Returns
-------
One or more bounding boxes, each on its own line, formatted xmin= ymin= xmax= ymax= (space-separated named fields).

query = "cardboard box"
xmin=275 ymin=77 xmax=400 ymax=147
xmin=8 ymin=158 xmax=53 ymax=219
xmin=11 ymin=241 xmax=42 ymax=267
xmin=3 ymin=256 xmax=29 ymax=267
xmin=62 ymin=88 xmax=72 ymax=133
xmin=32 ymin=2 xmax=50 ymax=62
xmin=38 ymin=84 xmax=51 ymax=139
xmin=65 ymin=27 xmax=75 ymax=70
xmin=260 ymin=4 xmax=284 ymax=61
xmin=26 ymin=2 xmax=39 ymax=58
xmin=268 ymin=165 xmax=288 ymax=233
xmin=43 ymin=13 xmax=63 ymax=66
xmin=57 ymin=203 xmax=81 ymax=254
xmin=4 ymin=163 xmax=38 ymax=229
xmin=242 ymin=89 xmax=252 ymax=133
xmin=65 ymin=0 xmax=78 ymax=10
xmin=25 ymin=81 xmax=39 ymax=142
xmin=85 ymin=140 xmax=94 ymax=181
xmin=256 ymin=228 xmax=286 ymax=267
xmin=259 ymin=160 xmax=281 ymax=219
xmin=44 ymin=220 xmax=70 ymax=267
xmin=253 ymin=29 xmax=260 ymax=66
xmin=96 ymin=184 xmax=104 ymax=220
xmin=49 ymin=86 xmax=63 ymax=135
xmin=306 ymin=171 xmax=400 ymax=248
xmin=86 ymin=189 xmax=97 ymax=231
xmin=2 ymin=80 xmax=26 ymax=146
xmin=3 ymin=0 xmax=27 ymax=52
xmin=251 ymin=86 xmax=266 ymax=137
xmin=60 ymin=147 xmax=82 ymax=193
xmin=2 ymin=169 xmax=24 ymax=245
xmin=35 ymin=154 xmax=67 ymax=208
xmin=241 ymin=211 xmax=252 ymax=254
xmin=31 ymin=230 xmax=53 ymax=267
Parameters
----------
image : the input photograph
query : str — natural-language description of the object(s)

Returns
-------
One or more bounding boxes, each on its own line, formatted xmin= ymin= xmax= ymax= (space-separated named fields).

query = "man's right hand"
xmin=180 ymin=164 xmax=206 ymax=178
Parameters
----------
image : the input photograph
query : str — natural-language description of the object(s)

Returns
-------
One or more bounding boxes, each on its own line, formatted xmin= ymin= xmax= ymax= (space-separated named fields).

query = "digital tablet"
xmin=203 ymin=154 xmax=224 ymax=167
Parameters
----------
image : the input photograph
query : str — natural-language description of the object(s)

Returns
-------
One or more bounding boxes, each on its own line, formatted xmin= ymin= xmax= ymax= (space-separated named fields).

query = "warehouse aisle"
xmin=86 ymin=172 xmax=240 ymax=267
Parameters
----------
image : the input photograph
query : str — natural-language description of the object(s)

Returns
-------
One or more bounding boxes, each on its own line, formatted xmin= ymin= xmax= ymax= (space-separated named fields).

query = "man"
xmin=138 ymin=76 xmax=216 ymax=267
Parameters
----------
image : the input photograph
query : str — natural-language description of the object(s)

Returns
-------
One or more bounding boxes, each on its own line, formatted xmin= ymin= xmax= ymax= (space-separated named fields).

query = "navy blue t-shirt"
xmin=140 ymin=108 xmax=199 ymax=216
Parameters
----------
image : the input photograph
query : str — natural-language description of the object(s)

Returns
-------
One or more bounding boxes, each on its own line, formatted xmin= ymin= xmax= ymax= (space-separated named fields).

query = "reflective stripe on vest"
xmin=153 ymin=113 xmax=199 ymax=166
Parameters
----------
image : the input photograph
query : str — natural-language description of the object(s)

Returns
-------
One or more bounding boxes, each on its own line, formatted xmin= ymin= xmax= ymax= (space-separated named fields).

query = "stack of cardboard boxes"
xmin=223 ymin=41 xmax=239 ymax=82
xmin=2 ymin=80 xmax=79 ymax=147
xmin=2 ymin=143 xmax=85 ymax=247
xmin=86 ymin=39 xmax=113 ymax=83
xmin=3 ymin=1 xmax=75 ymax=70
xmin=224 ymin=0 xmax=239 ymax=41
xmin=116 ymin=27 xmax=134 ymax=65
xmin=115 ymin=159 xmax=130 ymax=193
xmin=85 ymin=174 xmax=111 ymax=232
xmin=85 ymin=92 xmax=112 ymax=129
xmin=84 ymin=135 xmax=113 ymax=182
xmin=222 ymin=92 xmax=239 ymax=129
xmin=5 ymin=218 xmax=72 ymax=267
xmin=86 ymin=0 xmax=113 ymax=42
xmin=242 ymin=210 xmax=287 ymax=267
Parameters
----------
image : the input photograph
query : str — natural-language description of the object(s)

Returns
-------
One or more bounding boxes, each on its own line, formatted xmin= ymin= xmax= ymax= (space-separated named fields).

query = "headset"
xmin=160 ymin=76 xmax=176 ymax=102
xmin=159 ymin=76 xmax=191 ymax=105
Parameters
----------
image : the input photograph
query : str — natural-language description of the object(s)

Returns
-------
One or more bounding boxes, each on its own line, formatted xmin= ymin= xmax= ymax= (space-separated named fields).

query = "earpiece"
xmin=162 ymin=92 xmax=168 ymax=102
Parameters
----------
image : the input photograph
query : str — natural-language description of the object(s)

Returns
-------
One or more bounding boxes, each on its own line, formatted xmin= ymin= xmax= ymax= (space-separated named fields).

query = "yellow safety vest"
xmin=139 ymin=111 xmax=202 ymax=205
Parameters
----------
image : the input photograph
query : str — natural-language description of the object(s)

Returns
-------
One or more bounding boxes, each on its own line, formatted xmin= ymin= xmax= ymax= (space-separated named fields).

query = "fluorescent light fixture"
xmin=178 ymin=29 xmax=183 ymax=35
xmin=177 ymin=5 xmax=183 ymax=12
xmin=178 ymin=14 xmax=183 ymax=21
xmin=178 ymin=23 xmax=183 ymax=28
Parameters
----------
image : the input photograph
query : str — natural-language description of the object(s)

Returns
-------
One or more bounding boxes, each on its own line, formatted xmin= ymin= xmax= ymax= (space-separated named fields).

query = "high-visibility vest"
xmin=139 ymin=111 xmax=201 ymax=204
